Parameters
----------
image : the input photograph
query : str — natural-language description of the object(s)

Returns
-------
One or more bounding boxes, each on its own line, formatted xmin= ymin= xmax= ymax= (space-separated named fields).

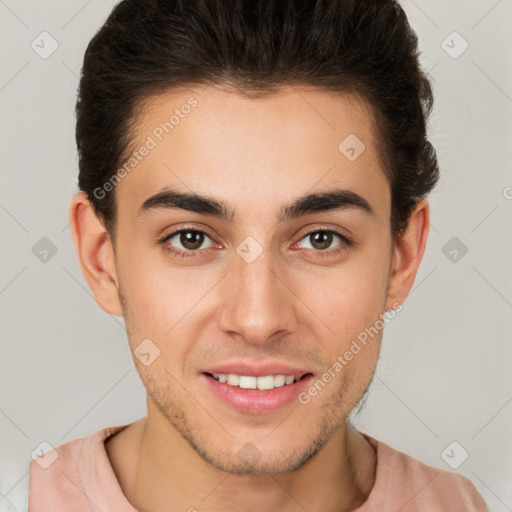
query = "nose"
xmin=218 ymin=245 xmax=298 ymax=346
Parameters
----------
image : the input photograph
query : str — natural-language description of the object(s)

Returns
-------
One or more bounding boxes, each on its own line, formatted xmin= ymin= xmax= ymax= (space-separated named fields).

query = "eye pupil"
xmin=181 ymin=231 xmax=204 ymax=250
xmin=310 ymin=231 xmax=333 ymax=250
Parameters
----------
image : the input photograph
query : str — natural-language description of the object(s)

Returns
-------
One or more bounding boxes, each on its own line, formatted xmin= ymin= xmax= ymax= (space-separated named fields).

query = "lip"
xmin=202 ymin=362 xmax=311 ymax=380
xmin=200 ymin=362 xmax=314 ymax=414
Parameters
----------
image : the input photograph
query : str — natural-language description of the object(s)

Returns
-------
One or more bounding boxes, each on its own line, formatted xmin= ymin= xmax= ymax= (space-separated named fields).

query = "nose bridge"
xmin=219 ymin=241 xmax=295 ymax=344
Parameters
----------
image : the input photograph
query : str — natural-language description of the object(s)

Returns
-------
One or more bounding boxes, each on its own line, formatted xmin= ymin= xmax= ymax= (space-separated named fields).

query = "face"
xmin=101 ymin=85 xmax=399 ymax=475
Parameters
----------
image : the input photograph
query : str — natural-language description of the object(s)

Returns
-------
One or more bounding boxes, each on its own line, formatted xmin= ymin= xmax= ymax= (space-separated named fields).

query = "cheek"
xmin=116 ymin=243 xmax=187 ymax=326
xmin=299 ymin=253 xmax=390 ymax=337
xmin=117 ymin=252 xmax=219 ymax=366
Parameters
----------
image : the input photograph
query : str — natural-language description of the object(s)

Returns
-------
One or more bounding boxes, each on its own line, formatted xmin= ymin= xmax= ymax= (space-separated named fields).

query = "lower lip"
xmin=201 ymin=373 xmax=314 ymax=414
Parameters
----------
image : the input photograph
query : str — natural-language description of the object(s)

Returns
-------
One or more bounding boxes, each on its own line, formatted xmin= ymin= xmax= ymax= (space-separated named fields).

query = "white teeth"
xmin=273 ymin=375 xmax=286 ymax=387
xmin=239 ymin=376 xmax=257 ymax=389
xmin=227 ymin=374 xmax=239 ymax=386
xmin=211 ymin=373 xmax=300 ymax=390
xmin=257 ymin=375 xmax=275 ymax=390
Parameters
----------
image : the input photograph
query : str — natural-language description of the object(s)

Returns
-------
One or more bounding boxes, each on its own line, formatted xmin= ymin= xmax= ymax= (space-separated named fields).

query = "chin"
xmin=188 ymin=439 xmax=324 ymax=476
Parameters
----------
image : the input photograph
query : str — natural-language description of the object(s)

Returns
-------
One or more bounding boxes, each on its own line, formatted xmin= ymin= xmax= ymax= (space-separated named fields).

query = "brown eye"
xmin=179 ymin=231 xmax=206 ymax=250
xmin=297 ymin=230 xmax=345 ymax=251
xmin=163 ymin=229 xmax=214 ymax=254
xmin=310 ymin=231 xmax=334 ymax=250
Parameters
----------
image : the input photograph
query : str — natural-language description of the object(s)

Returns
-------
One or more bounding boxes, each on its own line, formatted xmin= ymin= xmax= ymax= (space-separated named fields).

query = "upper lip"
xmin=203 ymin=361 xmax=311 ymax=379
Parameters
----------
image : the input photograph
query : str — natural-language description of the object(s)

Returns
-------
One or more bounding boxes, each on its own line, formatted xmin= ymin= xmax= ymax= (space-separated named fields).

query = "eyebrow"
xmin=138 ymin=187 xmax=375 ymax=222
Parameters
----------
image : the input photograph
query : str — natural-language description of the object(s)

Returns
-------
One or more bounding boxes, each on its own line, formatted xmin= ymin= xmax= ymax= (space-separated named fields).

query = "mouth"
xmin=201 ymin=368 xmax=314 ymax=414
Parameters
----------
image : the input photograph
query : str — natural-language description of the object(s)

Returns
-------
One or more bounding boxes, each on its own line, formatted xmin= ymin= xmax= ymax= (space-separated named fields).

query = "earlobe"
xmin=69 ymin=192 xmax=123 ymax=317
xmin=385 ymin=199 xmax=430 ymax=311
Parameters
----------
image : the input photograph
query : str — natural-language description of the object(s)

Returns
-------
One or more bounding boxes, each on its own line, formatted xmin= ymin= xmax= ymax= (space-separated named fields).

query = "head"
xmin=70 ymin=0 xmax=438 ymax=476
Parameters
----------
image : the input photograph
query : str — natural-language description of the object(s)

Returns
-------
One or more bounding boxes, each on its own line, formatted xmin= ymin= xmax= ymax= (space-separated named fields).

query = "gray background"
xmin=1 ymin=0 xmax=511 ymax=510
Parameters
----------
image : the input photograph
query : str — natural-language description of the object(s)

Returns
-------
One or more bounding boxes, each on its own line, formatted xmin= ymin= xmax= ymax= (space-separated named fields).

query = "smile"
xmin=202 ymin=371 xmax=314 ymax=414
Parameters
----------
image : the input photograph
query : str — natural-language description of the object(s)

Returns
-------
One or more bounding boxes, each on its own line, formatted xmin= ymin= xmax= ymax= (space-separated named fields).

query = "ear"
xmin=69 ymin=191 xmax=123 ymax=317
xmin=385 ymin=199 xmax=430 ymax=311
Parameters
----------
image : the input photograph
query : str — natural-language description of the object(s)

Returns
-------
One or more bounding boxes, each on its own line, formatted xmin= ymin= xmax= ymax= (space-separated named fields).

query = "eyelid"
xmin=161 ymin=224 xmax=218 ymax=242
xmin=298 ymin=225 xmax=351 ymax=240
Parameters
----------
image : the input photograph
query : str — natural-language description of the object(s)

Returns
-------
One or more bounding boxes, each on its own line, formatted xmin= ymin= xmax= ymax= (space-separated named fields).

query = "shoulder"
xmin=28 ymin=425 xmax=128 ymax=511
xmin=360 ymin=434 xmax=489 ymax=512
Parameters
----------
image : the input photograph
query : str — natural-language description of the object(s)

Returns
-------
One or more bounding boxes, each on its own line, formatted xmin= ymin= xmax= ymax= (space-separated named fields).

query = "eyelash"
xmin=158 ymin=226 xmax=353 ymax=259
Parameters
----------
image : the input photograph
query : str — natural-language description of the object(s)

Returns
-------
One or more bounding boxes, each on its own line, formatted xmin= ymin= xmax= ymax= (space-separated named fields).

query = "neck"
xmin=106 ymin=401 xmax=376 ymax=512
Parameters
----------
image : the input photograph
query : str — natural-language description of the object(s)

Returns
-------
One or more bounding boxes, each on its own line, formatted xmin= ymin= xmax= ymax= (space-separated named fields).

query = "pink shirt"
xmin=29 ymin=424 xmax=488 ymax=511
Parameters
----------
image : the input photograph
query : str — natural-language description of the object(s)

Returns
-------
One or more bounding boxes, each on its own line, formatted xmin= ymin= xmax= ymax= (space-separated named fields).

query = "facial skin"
xmin=70 ymin=85 xmax=429 ymax=511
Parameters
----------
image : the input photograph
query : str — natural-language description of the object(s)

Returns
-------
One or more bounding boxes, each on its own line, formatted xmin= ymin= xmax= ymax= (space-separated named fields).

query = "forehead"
xmin=115 ymin=84 xmax=390 ymax=223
